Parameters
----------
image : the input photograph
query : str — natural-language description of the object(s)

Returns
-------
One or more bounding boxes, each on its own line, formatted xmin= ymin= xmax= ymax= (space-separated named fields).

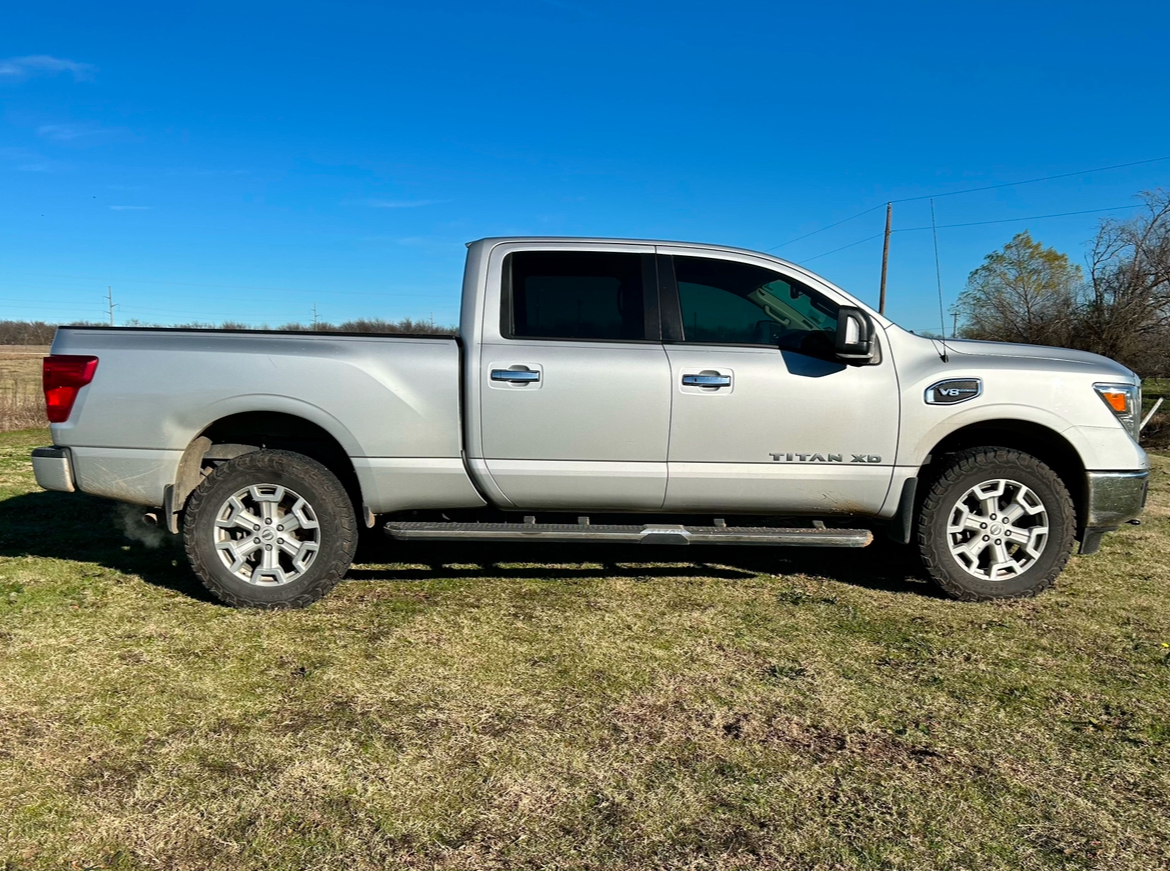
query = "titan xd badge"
xmin=769 ymin=453 xmax=882 ymax=463
xmin=925 ymin=378 xmax=982 ymax=405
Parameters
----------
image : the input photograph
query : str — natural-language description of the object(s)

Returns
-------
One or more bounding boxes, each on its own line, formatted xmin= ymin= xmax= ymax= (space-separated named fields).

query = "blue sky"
xmin=3 ymin=0 xmax=1169 ymax=334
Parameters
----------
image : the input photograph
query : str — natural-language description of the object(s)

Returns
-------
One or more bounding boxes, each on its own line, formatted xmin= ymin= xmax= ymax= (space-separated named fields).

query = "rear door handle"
xmin=682 ymin=374 xmax=731 ymax=387
xmin=491 ymin=369 xmax=541 ymax=383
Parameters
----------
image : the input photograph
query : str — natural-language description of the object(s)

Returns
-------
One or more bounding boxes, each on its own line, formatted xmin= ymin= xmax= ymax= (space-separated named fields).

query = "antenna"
xmin=930 ymin=199 xmax=948 ymax=362
xmin=106 ymin=286 xmax=118 ymax=326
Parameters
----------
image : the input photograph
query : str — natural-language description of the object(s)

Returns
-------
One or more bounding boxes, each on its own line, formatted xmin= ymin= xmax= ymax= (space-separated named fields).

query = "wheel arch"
xmin=920 ymin=419 xmax=1087 ymax=533
xmin=167 ymin=411 xmax=365 ymax=533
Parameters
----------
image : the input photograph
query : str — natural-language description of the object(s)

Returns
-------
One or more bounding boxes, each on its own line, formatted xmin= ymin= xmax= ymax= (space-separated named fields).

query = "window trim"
xmin=657 ymin=253 xmax=843 ymax=355
xmin=499 ymin=251 xmax=661 ymax=344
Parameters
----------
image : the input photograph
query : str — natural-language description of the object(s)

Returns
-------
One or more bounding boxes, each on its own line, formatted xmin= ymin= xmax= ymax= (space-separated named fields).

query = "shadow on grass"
xmin=0 ymin=490 xmax=940 ymax=601
xmin=0 ymin=490 xmax=218 ymax=603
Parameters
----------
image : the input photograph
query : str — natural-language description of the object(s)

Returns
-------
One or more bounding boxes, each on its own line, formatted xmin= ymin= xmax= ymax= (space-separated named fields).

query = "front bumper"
xmin=31 ymin=446 xmax=76 ymax=493
xmin=1085 ymin=470 xmax=1149 ymax=528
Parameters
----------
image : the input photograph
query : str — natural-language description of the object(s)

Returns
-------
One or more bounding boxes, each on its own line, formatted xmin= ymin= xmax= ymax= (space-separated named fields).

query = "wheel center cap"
xmin=990 ymin=524 xmax=1002 ymax=535
xmin=261 ymin=529 xmax=276 ymax=542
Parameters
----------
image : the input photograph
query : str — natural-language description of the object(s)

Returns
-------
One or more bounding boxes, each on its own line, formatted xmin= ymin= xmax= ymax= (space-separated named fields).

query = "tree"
xmin=1076 ymin=190 xmax=1170 ymax=376
xmin=954 ymin=231 xmax=1082 ymax=346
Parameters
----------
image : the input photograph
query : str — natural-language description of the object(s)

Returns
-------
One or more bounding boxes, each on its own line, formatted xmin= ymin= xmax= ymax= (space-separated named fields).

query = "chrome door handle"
xmin=682 ymin=374 xmax=731 ymax=387
xmin=491 ymin=369 xmax=540 ymax=383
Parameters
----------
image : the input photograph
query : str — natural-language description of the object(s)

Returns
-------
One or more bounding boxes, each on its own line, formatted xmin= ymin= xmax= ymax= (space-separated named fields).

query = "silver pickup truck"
xmin=32 ymin=237 xmax=1149 ymax=607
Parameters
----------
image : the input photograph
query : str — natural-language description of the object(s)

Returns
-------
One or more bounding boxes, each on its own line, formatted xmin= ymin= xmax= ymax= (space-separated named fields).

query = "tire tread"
xmin=916 ymin=447 xmax=1074 ymax=601
xmin=183 ymin=450 xmax=357 ymax=609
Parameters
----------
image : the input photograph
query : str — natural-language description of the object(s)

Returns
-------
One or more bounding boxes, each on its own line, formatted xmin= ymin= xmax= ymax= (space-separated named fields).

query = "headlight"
xmin=1094 ymin=383 xmax=1140 ymax=441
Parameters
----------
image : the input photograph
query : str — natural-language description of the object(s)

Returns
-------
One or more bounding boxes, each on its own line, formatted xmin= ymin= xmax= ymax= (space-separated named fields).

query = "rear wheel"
xmin=917 ymin=448 xmax=1075 ymax=600
xmin=184 ymin=449 xmax=357 ymax=608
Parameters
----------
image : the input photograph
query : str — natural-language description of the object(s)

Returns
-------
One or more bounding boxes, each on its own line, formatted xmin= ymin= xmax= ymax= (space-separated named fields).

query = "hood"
xmin=936 ymin=337 xmax=1136 ymax=382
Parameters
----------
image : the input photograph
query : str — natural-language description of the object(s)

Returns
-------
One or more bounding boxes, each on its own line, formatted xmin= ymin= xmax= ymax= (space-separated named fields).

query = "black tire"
xmin=183 ymin=450 xmax=357 ymax=608
xmin=917 ymin=448 xmax=1075 ymax=601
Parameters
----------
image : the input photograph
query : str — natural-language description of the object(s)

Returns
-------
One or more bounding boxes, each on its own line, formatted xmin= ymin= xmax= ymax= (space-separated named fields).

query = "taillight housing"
xmin=43 ymin=355 xmax=99 ymax=423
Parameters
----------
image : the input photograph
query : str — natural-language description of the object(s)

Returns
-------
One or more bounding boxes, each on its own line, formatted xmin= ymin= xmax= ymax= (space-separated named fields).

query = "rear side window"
xmin=505 ymin=251 xmax=647 ymax=341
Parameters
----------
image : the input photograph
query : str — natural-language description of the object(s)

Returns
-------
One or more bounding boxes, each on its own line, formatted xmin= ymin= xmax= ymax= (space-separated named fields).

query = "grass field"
xmin=0 ymin=346 xmax=49 ymax=432
xmin=1 ymin=428 xmax=1169 ymax=870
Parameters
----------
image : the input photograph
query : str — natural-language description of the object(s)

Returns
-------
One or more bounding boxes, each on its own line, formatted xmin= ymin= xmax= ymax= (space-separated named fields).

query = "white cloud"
xmin=368 ymin=198 xmax=452 ymax=209
xmin=35 ymin=123 xmax=135 ymax=147
xmin=38 ymin=123 xmax=104 ymax=141
xmin=0 ymin=146 xmax=68 ymax=172
xmin=109 ymin=205 xmax=150 ymax=211
xmin=0 ymin=55 xmax=96 ymax=81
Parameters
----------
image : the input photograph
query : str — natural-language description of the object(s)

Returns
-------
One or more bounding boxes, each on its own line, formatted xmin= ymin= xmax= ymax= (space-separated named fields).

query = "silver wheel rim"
xmin=946 ymin=478 xmax=1049 ymax=581
xmin=213 ymin=484 xmax=321 ymax=586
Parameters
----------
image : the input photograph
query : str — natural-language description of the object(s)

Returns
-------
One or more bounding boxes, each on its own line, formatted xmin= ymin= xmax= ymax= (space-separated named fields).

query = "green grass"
xmin=2 ymin=427 xmax=1170 ymax=870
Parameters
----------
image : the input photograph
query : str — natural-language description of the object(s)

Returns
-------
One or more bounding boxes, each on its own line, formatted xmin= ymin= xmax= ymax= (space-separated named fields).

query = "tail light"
xmin=43 ymin=355 xmax=99 ymax=423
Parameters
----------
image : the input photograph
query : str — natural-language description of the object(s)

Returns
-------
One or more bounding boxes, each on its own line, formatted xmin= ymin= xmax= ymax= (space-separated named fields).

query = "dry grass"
xmin=0 ymin=346 xmax=49 ymax=432
xmin=1 ymin=427 xmax=1169 ymax=870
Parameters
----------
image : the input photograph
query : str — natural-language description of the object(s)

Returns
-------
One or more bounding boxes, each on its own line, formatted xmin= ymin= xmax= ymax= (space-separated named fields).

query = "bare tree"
xmin=1077 ymin=190 xmax=1170 ymax=376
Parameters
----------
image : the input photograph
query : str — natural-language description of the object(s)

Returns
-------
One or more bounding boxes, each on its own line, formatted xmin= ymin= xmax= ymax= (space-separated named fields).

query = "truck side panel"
xmin=49 ymin=328 xmax=486 ymax=512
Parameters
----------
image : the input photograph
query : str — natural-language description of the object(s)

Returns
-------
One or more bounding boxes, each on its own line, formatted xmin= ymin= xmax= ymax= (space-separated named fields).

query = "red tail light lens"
xmin=43 ymin=355 xmax=99 ymax=423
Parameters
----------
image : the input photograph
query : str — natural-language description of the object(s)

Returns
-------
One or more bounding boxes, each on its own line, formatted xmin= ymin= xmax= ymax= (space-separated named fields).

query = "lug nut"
xmin=265 ymin=518 xmax=272 ymax=525
xmin=254 ymin=537 xmax=260 ymax=543
xmin=980 ymin=523 xmax=987 ymax=529
xmin=995 ymin=539 xmax=1001 ymax=545
xmin=254 ymin=525 xmax=260 ymax=530
xmin=983 ymin=535 xmax=990 ymax=541
xmin=277 ymin=525 xmax=283 ymax=531
xmin=265 ymin=544 xmax=272 ymax=551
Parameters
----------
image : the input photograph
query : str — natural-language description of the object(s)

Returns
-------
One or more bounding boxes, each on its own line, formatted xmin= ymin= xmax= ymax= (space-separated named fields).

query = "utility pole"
xmin=106 ymin=286 xmax=117 ymax=326
xmin=312 ymin=303 xmax=319 ymax=329
xmin=878 ymin=202 xmax=892 ymax=315
xmin=952 ymin=311 xmax=958 ymax=339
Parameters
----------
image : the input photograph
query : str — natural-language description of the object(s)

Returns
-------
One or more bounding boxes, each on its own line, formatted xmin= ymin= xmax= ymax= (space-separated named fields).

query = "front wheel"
xmin=183 ymin=449 xmax=357 ymax=608
xmin=917 ymin=448 xmax=1075 ymax=601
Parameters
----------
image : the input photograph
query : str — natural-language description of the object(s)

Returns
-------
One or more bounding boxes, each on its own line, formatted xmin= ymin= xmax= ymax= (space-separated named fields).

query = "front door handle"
xmin=491 ymin=369 xmax=541 ymax=383
xmin=682 ymin=374 xmax=731 ymax=387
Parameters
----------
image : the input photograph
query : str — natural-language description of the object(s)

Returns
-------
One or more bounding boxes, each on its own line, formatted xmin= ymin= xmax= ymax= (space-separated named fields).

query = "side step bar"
xmin=384 ymin=521 xmax=872 ymax=548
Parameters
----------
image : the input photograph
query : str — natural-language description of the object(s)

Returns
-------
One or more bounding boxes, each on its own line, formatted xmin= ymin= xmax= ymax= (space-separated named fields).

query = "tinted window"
xmin=673 ymin=256 xmax=839 ymax=355
xmin=507 ymin=251 xmax=647 ymax=341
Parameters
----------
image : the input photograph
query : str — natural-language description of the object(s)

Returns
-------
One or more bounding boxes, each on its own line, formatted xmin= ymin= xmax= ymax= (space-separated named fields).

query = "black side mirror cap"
xmin=835 ymin=306 xmax=875 ymax=362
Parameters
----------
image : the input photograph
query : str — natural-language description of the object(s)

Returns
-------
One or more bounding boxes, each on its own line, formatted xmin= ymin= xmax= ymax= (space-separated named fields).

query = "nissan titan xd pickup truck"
xmin=32 ymin=237 xmax=1149 ymax=607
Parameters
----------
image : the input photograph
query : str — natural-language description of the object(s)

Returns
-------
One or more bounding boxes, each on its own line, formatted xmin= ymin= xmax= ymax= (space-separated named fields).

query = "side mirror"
xmin=835 ymin=306 xmax=875 ymax=362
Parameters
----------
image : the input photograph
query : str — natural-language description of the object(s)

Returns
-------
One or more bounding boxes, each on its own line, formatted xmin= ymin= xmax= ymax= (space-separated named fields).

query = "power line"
xmin=798 ymin=233 xmax=885 ymax=263
xmin=892 ymin=155 xmax=1170 ymax=203
xmin=794 ymin=203 xmax=1140 ymax=265
xmin=766 ymin=154 xmax=1170 ymax=250
xmin=895 ymin=204 xmax=1134 ymax=231
xmin=765 ymin=205 xmax=884 ymax=251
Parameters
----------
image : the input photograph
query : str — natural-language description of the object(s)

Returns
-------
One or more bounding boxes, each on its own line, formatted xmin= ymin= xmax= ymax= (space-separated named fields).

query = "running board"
xmin=384 ymin=522 xmax=872 ymax=547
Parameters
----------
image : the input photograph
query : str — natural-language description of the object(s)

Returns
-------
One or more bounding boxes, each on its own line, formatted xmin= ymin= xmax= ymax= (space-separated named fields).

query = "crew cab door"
xmin=471 ymin=243 xmax=672 ymax=510
xmin=656 ymin=248 xmax=898 ymax=514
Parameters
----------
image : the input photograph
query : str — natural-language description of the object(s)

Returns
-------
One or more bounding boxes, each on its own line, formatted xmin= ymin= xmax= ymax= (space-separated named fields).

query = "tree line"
xmin=0 ymin=317 xmax=456 ymax=345
xmin=953 ymin=189 xmax=1170 ymax=377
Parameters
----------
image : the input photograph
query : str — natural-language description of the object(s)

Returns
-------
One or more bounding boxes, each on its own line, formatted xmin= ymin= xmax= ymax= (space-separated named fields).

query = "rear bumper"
xmin=31 ymin=446 xmax=76 ymax=493
xmin=1085 ymin=470 xmax=1149 ymax=529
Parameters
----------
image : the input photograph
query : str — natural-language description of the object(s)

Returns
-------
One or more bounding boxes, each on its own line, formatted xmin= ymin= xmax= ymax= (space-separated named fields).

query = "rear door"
xmin=657 ymin=248 xmax=899 ymax=514
xmin=475 ymin=245 xmax=672 ymax=510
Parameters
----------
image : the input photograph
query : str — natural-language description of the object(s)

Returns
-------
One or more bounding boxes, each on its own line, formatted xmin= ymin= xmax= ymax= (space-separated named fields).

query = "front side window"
xmin=506 ymin=251 xmax=647 ymax=341
xmin=673 ymin=256 xmax=839 ymax=355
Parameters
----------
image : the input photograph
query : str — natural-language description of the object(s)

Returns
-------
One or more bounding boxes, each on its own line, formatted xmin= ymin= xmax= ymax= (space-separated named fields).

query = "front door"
xmin=478 ymin=248 xmax=672 ymax=510
xmin=657 ymin=249 xmax=899 ymax=515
